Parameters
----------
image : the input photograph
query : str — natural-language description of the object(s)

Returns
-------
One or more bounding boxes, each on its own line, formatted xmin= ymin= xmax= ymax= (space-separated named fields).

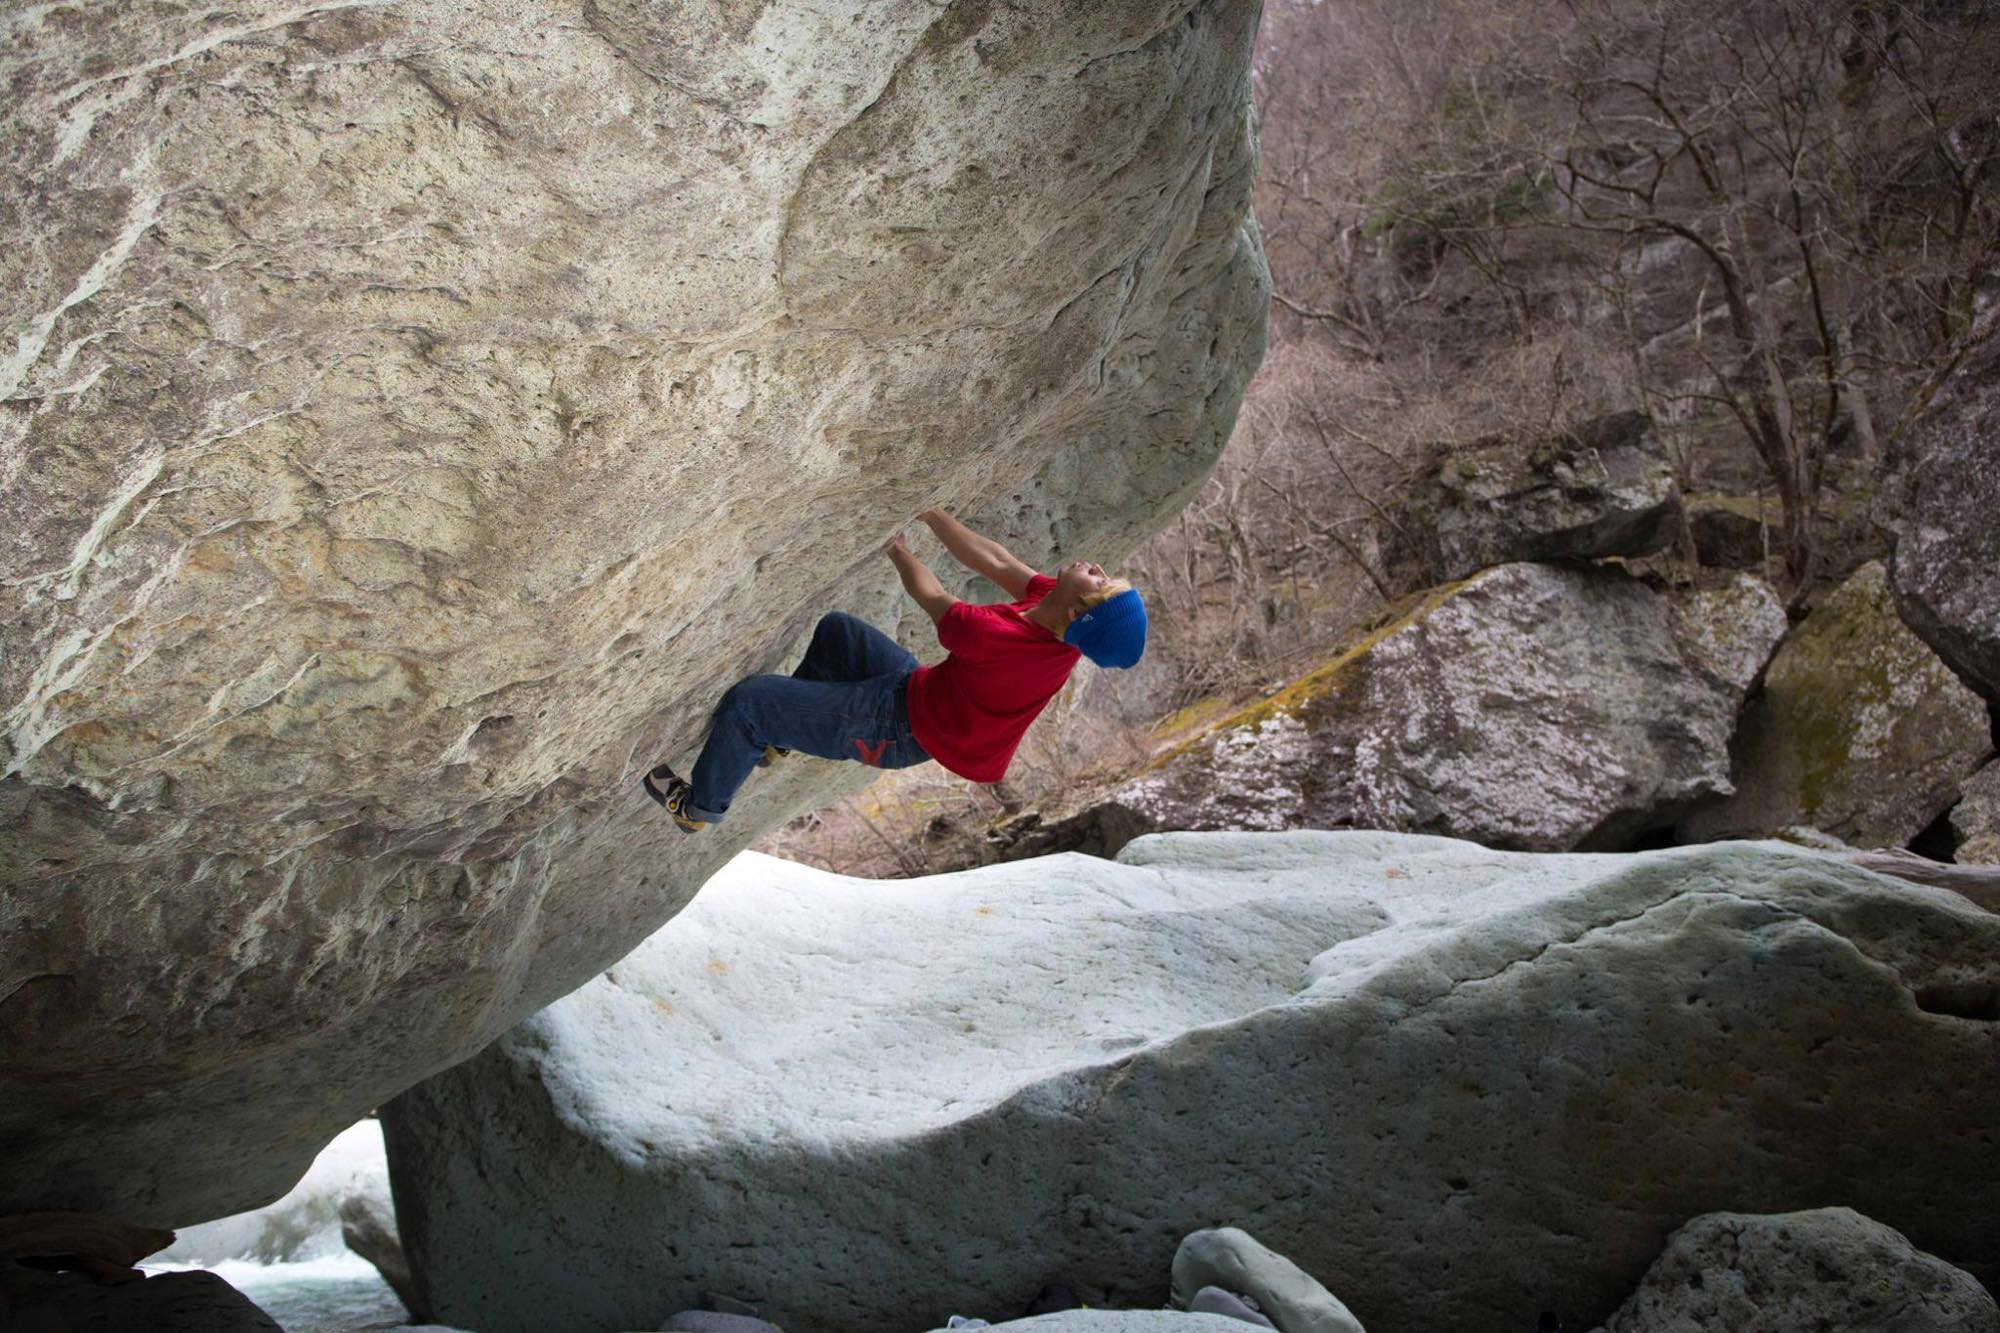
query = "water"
xmin=144 ymin=1252 xmax=414 ymax=1332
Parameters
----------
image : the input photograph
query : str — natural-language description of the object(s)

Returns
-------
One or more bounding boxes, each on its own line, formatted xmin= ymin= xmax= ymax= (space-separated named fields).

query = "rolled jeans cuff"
xmin=684 ymin=800 xmax=727 ymax=824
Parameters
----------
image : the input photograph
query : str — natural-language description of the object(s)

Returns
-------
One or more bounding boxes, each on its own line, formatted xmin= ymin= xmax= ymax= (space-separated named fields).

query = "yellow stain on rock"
xmin=707 ymin=958 xmax=729 ymax=976
xmin=975 ymin=906 xmax=995 ymax=917
xmin=653 ymin=998 xmax=675 ymax=1017
xmin=1140 ymin=576 xmax=1477 ymax=774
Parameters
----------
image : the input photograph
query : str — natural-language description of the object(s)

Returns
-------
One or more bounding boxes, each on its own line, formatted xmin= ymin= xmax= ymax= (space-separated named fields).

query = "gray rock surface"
xmin=661 ymin=1314 xmax=786 ymax=1333
xmin=1593 ymin=1208 xmax=2000 ymax=1333
xmin=1884 ymin=333 xmax=2000 ymax=704
xmin=341 ymin=1191 xmax=425 ymax=1324
xmin=1186 ymin=1289 xmax=1275 ymax=1326
xmin=1681 ymin=561 xmax=1993 ymax=847
xmin=1172 ymin=1229 xmax=1362 ymax=1333
xmin=1954 ymin=761 xmax=2000 ymax=866
xmin=383 ymin=831 xmax=2000 ymax=1333
xmin=927 ymin=1317 xmax=1258 ymax=1332
xmin=1408 ymin=410 xmax=1678 ymax=582
xmin=1112 ymin=563 xmax=1785 ymax=851
xmin=0 ymin=1267 xmax=282 ymax=1332
xmin=0 ymin=0 xmax=1268 ymax=1225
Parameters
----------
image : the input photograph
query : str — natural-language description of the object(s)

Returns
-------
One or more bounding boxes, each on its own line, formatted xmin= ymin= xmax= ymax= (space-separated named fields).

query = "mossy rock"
xmin=1681 ymin=562 xmax=1992 ymax=846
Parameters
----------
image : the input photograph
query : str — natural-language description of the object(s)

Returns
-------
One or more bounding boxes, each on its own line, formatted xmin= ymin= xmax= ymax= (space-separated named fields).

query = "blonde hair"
xmin=1077 ymin=578 xmax=1133 ymax=612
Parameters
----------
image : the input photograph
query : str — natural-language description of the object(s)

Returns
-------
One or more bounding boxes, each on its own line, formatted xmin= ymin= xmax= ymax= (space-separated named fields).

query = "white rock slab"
xmin=384 ymin=832 xmax=2000 ymax=1333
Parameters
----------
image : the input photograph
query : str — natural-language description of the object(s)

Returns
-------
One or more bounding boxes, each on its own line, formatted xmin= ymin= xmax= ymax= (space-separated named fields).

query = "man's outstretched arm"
xmin=886 ymin=531 xmax=960 ymax=624
xmin=918 ymin=509 xmax=1037 ymax=599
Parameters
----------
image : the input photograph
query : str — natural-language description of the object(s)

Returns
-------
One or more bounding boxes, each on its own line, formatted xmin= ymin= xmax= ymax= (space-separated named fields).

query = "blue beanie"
xmin=1064 ymin=587 xmax=1148 ymax=668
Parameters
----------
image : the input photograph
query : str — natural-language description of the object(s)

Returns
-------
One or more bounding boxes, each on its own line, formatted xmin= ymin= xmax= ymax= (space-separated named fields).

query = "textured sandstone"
xmin=382 ymin=833 xmax=2000 ymax=1333
xmin=1884 ymin=334 xmax=2000 ymax=704
xmin=1593 ymin=1208 xmax=2000 ymax=1333
xmin=1681 ymin=561 xmax=1993 ymax=847
xmin=1406 ymin=410 xmax=1679 ymax=582
xmin=1111 ymin=563 xmax=1785 ymax=851
xmin=0 ymin=1 xmax=1267 ymax=1223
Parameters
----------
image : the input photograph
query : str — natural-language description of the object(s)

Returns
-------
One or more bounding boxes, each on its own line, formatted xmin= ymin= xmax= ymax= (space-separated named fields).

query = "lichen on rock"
xmin=1112 ymin=563 xmax=1784 ymax=851
xmin=1681 ymin=561 xmax=1992 ymax=847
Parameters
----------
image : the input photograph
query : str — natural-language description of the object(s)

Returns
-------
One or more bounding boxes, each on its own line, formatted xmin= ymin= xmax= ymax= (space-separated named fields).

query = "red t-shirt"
xmin=905 ymin=573 xmax=1081 ymax=783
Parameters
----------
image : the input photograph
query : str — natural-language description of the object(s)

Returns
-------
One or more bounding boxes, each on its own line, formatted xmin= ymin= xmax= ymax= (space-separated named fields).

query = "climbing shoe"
xmin=759 ymin=745 xmax=792 ymax=768
xmin=641 ymin=763 xmax=707 ymax=834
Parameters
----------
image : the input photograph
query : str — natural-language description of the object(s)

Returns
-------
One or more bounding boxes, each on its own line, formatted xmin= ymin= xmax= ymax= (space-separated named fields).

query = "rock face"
xmin=0 ymin=0 xmax=1268 ymax=1224
xmin=1593 ymin=1208 xmax=2000 ymax=1333
xmin=1681 ymin=561 xmax=1993 ymax=847
xmin=153 ymin=1118 xmax=388 ymax=1267
xmin=926 ymin=1318 xmax=1260 ymax=1332
xmin=382 ymin=833 xmax=2000 ymax=1333
xmin=1112 ymin=564 xmax=1785 ymax=852
xmin=1405 ymin=411 xmax=1678 ymax=582
xmin=1884 ymin=335 xmax=2000 ymax=704
xmin=1171 ymin=1229 xmax=1363 ymax=1333
xmin=0 ymin=1268 xmax=282 ymax=1332
xmin=342 ymin=1191 xmax=426 ymax=1325
xmin=1955 ymin=762 xmax=2000 ymax=866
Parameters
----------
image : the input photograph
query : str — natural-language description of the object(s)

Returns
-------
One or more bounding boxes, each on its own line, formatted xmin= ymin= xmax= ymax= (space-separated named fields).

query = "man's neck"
xmin=1025 ymin=592 xmax=1075 ymax=637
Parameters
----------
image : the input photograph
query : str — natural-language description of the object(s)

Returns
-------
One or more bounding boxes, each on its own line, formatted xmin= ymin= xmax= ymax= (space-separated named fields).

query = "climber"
xmin=642 ymin=508 xmax=1148 ymax=834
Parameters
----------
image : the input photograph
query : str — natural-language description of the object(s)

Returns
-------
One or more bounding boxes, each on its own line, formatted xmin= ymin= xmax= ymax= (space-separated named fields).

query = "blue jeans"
xmin=686 ymin=612 xmax=932 ymax=823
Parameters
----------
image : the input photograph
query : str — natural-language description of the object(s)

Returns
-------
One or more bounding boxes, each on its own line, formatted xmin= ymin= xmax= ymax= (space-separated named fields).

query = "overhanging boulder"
xmin=383 ymin=833 xmax=2000 ymax=1333
xmin=0 ymin=0 xmax=1269 ymax=1225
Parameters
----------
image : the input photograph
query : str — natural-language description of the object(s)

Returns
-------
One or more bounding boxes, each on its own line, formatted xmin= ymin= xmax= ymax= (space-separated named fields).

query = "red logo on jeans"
xmin=853 ymin=738 xmax=890 ymax=766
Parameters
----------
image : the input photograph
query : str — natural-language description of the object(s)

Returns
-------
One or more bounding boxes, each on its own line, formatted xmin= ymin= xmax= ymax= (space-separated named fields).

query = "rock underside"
xmin=0 ymin=0 xmax=1268 ymax=1225
xmin=382 ymin=831 xmax=2000 ymax=1333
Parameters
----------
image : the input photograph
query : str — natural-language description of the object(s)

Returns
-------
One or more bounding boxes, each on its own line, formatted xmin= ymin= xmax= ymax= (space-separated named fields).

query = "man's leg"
xmin=794 ymin=611 xmax=918 ymax=683
xmin=685 ymin=672 xmax=902 ymax=823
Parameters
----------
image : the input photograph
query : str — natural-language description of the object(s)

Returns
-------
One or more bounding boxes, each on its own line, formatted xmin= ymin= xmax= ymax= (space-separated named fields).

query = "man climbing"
xmin=642 ymin=508 xmax=1148 ymax=834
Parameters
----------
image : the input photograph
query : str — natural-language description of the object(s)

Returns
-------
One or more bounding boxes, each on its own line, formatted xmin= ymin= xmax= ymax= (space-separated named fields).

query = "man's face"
xmin=1056 ymin=558 xmax=1110 ymax=599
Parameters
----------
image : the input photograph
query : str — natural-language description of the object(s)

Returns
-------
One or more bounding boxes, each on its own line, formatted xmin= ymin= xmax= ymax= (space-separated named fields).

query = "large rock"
xmin=1171 ymin=1229 xmax=1362 ymax=1333
xmin=382 ymin=833 xmax=2000 ymax=1333
xmin=1109 ymin=564 xmax=1785 ymax=852
xmin=1681 ymin=561 xmax=1993 ymax=847
xmin=0 ymin=0 xmax=1268 ymax=1224
xmin=1955 ymin=762 xmax=2000 ymax=866
xmin=0 ymin=1267 xmax=282 ymax=1332
xmin=1593 ymin=1208 xmax=2000 ymax=1333
xmin=1884 ymin=333 xmax=2000 ymax=704
xmin=1402 ymin=410 xmax=1678 ymax=583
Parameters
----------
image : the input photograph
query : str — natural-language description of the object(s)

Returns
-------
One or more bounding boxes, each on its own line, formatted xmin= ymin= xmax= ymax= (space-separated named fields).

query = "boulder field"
xmin=0 ymin=0 xmax=1267 ymax=1225
xmin=382 ymin=831 xmax=2000 ymax=1333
